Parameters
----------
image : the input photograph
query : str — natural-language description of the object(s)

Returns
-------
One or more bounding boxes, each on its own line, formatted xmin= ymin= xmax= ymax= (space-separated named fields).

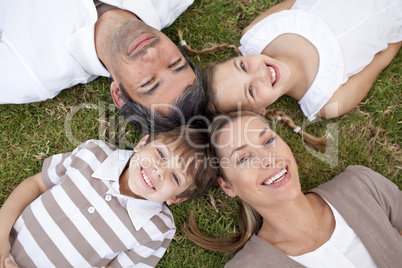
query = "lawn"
xmin=0 ymin=0 xmax=401 ymax=267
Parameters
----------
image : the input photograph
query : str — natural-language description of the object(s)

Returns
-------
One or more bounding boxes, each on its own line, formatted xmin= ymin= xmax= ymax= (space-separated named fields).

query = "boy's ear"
xmin=110 ymin=81 xmax=125 ymax=109
xmin=166 ymin=197 xmax=188 ymax=206
xmin=134 ymin=135 xmax=150 ymax=153
xmin=218 ymin=177 xmax=236 ymax=197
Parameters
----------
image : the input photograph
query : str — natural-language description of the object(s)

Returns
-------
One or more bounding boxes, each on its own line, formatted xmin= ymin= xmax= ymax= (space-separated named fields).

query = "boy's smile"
xmin=119 ymin=135 xmax=193 ymax=205
xmin=140 ymin=167 xmax=156 ymax=189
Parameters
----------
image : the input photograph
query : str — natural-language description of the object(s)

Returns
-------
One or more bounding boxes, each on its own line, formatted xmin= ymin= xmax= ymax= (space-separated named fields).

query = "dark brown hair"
xmin=144 ymin=125 xmax=217 ymax=201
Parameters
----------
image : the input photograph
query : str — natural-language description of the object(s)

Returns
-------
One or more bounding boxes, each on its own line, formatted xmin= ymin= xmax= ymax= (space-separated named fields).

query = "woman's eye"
xmin=172 ymin=174 xmax=179 ymax=184
xmin=265 ymin=138 xmax=275 ymax=146
xmin=170 ymin=58 xmax=181 ymax=68
xmin=249 ymin=86 xmax=254 ymax=97
xmin=237 ymin=156 xmax=249 ymax=165
xmin=141 ymin=78 xmax=154 ymax=87
xmin=240 ymin=62 xmax=247 ymax=72
xmin=157 ymin=148 xmax=165 ymax=159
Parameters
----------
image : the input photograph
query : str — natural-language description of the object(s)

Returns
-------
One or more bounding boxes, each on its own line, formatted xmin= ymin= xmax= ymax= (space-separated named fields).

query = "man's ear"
xmin=134 ymin=134 xmax=150 ymax=153
xmin=218 ymin=177 xmax=236 ymax=197
xmin=166 ymin=197 xmax=189 ymax=206
xmin=110 ymin=80 xmax=125 ymax=109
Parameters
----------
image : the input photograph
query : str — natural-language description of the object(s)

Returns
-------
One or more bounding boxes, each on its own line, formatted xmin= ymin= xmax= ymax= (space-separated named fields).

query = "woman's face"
xmin=213 ymin=55 xmax=290 ymax=114
xmin=213 ymin=115 xmax=301 ymax=209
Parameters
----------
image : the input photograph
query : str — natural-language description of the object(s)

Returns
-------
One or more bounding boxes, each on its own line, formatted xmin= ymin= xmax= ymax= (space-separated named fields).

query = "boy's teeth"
xmin=141 ymin=169 xmax=154 ymax=188
xmin=268 ymin=66 xmax=276 ymax=85
xmin=264 ymin=168 xmax=287 ymax=185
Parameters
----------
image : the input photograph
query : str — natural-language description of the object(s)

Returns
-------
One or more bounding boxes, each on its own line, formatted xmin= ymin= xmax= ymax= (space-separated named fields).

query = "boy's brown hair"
xmin=144 ymin=125 xmax=217 ymax=201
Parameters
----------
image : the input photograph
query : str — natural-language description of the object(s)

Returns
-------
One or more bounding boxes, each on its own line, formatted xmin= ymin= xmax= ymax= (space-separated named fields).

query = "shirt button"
xmin=88 ymin=207 xmax=95 ymax=214
xmin=105 ymin=195 xmax=112 ymax=201
xmin=325 ymin=248 xmax=331 ymax=255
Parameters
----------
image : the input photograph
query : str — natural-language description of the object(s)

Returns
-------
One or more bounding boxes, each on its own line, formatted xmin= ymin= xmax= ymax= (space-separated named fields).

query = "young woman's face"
xmin=213 ymin=55 xmax=290 ymax=114
xmin=214 ymin=115 xmax=301 ymax=209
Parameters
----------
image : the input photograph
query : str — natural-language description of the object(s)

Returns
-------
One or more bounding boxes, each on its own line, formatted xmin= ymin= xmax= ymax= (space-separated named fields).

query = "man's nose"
xmin=142 ymin=47 xmax=159 ymax=63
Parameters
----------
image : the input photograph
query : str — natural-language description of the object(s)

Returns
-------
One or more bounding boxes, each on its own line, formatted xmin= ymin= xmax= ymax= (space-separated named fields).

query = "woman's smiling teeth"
xmin=141 ymin=169 xmax=155 ymax=189
xmin=263 ymin=168 xmax=287 ymax=185
xmin=267 ymin=65 xmax=277 ymax=85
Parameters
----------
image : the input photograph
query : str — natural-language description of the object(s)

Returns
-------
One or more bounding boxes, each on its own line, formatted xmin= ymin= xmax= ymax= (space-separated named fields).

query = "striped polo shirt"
xmin=9 ymin=140 xmax=176 ymax=268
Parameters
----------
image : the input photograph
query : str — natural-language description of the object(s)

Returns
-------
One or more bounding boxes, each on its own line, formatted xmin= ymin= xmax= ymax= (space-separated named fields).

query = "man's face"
xmin=110 ymin=20 xmax=196 ymax=116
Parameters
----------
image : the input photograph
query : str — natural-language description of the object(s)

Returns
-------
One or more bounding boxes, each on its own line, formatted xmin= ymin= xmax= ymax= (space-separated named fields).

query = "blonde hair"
xmin=183 ymin=111 xmax=328 ymax=253
xmin=201 ymin=62 xmax=221 ymax=116
xmin=264 ymin=109 xmax=329 ymax=150
xmin=178 ymin=28 xmax=241 ymax=56
xmin=184 ymin=201 xmax=261 ymax=254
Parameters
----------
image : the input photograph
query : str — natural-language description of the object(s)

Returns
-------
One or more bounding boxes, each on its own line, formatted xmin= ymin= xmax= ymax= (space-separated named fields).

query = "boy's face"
xmin=122 ymin=135 xmax=194 ymax=205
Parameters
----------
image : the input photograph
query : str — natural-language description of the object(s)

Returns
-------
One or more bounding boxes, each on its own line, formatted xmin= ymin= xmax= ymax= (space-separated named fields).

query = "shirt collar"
xmin=127 ymin=198 xmax=171 ymax=231
xmin=92 ymin=149 xmax=133 ymax=183
xmin=64 ymin=1 xmax=110 ymax=77
xmin=65 ymin=24 xmax=110 ymax=77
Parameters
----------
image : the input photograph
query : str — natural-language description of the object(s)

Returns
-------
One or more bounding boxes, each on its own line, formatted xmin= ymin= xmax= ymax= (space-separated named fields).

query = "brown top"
xmin=226 ymin=166 xmax=402 ymax=267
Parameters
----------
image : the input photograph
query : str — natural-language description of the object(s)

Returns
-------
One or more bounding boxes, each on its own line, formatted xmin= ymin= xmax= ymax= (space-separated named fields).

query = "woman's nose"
xmin=254 ymin=66 xmax=267 ymax=82
xmin=260 ymin=153 xmax=275 ymax=169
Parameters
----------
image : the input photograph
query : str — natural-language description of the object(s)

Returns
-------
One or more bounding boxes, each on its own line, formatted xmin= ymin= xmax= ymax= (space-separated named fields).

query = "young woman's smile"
xmin=261 ymin=166 xmax=290 ymax=188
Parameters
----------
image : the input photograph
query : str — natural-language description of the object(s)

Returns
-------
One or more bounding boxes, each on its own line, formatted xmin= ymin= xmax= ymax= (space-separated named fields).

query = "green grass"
xmin=1 ymin=0 xmax=401 ymax=267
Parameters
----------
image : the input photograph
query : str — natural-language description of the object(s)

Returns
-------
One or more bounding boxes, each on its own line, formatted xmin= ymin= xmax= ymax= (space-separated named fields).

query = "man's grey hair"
xmin=117 ymin=47 xmax=206 ymax=135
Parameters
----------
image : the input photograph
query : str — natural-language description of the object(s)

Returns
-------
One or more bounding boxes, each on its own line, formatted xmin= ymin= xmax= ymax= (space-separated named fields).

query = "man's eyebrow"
xmin=141 ymin=81 xmax=161 ymax=96
xmin=173 ymin=60 xmax=190 ymax=74
xmin=141 ymin=60 xmax=190 ymax=96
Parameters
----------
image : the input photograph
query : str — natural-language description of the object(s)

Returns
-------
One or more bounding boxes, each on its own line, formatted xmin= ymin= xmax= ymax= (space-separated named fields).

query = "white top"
xmin=10 ymin=140 xmax=175 ymax=268
xmin=240 ymin=0 xmax=402 ymax=120
xmin=289 ymin=201 xmax=376 ymax=268
xmin=0 ymin=0 xmax=194 ymax=104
